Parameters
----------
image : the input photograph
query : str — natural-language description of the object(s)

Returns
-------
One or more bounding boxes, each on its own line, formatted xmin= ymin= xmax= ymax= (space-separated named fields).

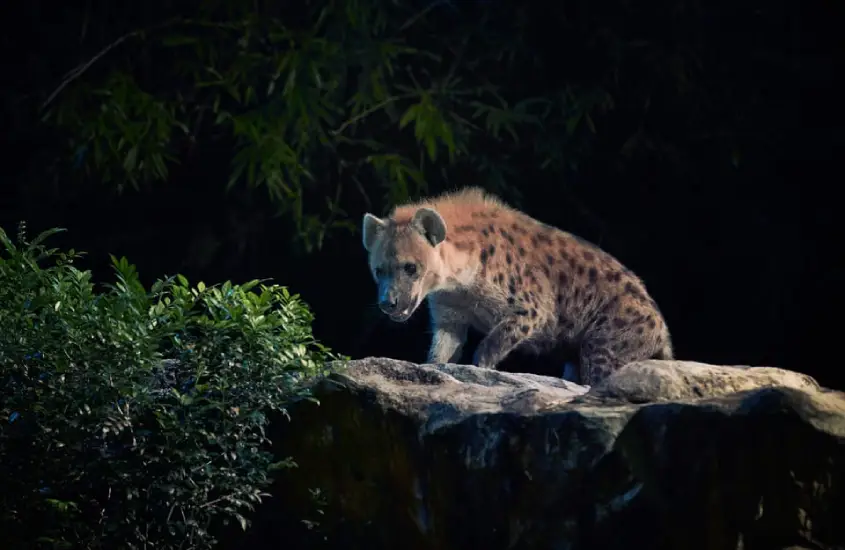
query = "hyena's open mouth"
xmin=387 ymin=299 xmax=420 ymax=322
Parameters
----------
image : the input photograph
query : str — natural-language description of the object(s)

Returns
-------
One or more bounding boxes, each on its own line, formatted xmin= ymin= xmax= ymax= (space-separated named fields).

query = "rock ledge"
xmin=243 ymin=358 xmax=845 ymax=550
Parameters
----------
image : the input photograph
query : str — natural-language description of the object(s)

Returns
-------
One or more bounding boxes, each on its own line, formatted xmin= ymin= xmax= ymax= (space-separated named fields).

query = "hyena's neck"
xmin=432 ymin=241 xmax=478 ymax=291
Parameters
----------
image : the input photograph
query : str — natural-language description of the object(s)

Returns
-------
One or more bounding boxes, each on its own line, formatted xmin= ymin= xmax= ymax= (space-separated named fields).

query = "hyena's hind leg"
xmin=578 ymin=314 xmax=671 ymax=386
xmin=578 ymin=340 xmax=623 ymax=387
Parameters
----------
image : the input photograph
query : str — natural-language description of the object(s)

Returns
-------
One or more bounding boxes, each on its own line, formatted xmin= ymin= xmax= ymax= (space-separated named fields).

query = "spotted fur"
xmin=361 ymin=187 xmax=673 ymax=386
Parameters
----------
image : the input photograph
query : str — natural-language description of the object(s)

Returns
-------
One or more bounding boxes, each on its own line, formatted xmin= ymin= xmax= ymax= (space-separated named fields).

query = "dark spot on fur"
xmin=625 ymin=284 xmax=646 ymax=302
xmin=607 ymin=272 xmax=622 ymax=283
xmin=531 ymin=235 xmax=539 ymax=247
xmin=488 ymin=224 xmax=496 ymax=233
xmin=583 ymin=250 xmax=595 ymax=262
xmin=613 ymin=318 xmax=627 ymax=329
xmin=557 ymin=293 xmax=563 ymax=303
xmin=506 ymin=253 xmax=513 ymax=265
xmin=480 ymin=249 xmax=488 ymax=264
xmin=588 ymin=267 xmax=598 ymax=283
xmin=546 ymin=254 xmax=555 ymax=266
xmin=530 ymin=309 xmax=538 ymax=319
xmin=648 ymin=318 xmax=657 ymax=328
xmin=637 ymin=326 xmax=645 ymax=335
xmin=541 ymin=264 xmax=551 ymax=277
xmin=625 ymin=307 xmax=635 ymax=315
xmin=520 ymin=325 xmax=530 ymax=334
xmin=577 ymin=265 xmax=585 ymax=277
xmin=507 ymin=296 xmax=515 ymax=305
xmin=518 ymin=247 xmax=526 ymax=257
xmin=500 ymin=229 xmax=515 ymax=245
xmin=496 ymin=273 xmax=504 ymax=284
xmin=558 ymin=273 xmax=570 ymax=287
xmin=595 ymin=315 xmax=608 ymax=327
xmin=511 ymin=223 xmax=527 ymax=234
xmin=573 ymin=288 xmax=581 ymax=300
xmin=516 ymin=308 xmax=529 ymax=316
xmin=488 ymin=244 xmax=496 ymax=257
xmin=568 ymin=257 xmax=577 ymax=269
xmin=509 ymin=281 xmax=517 ymax=295
xmin=536 ymin=233 xmax=552 ymax=245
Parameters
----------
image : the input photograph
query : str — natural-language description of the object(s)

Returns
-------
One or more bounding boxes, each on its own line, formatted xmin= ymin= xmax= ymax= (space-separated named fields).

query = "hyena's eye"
xmin=403 ymin=263 xmax=417 ymax=276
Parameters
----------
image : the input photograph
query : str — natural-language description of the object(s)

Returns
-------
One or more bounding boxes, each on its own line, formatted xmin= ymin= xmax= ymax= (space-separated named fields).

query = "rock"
xmin=582 ymin=359 xmax=824 ymax=403
xmin=236 ymin=358 xmax=845 ymax=550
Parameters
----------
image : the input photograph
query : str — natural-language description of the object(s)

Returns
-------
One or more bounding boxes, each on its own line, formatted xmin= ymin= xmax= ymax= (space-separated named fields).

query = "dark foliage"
xmin=0 ymin=224 xmax=343 ymax=549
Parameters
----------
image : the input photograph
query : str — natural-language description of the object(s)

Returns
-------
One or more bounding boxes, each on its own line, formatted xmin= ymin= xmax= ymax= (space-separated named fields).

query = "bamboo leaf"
xmin=399 ymin=104 xmax=419 ymax=129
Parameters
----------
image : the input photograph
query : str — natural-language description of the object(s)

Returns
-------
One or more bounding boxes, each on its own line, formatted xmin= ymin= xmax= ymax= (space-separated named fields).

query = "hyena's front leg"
xmin=427 ymin=303 xmax=470 ymax=364
xmin=472 ymin=314 xmax=543 ymax=370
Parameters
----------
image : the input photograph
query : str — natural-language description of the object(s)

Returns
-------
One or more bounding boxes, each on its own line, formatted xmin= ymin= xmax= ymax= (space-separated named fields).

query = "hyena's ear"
xmin=412 ymin=207 xmax=447 ymax=247
xmin=362 ymin=213 xmax=387 ymax=251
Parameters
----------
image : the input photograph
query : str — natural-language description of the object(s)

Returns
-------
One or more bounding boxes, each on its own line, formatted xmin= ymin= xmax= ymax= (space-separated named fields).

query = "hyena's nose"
xmin=378 ymin=294 xmax=399 ymax=314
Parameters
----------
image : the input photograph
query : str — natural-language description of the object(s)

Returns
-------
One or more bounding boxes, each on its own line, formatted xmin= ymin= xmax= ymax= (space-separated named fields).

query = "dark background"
xmin=1 ymin=0 xmax=843 ymax=390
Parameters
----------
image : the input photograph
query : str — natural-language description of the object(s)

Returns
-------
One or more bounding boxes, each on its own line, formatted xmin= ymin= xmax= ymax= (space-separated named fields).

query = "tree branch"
xmin=40 ymin=17 xmax=223 ymax=112
xmin=41 ymin=30 xmax=140 ymax=112
xmin=329 ymin=93 xmax=416 ymax=136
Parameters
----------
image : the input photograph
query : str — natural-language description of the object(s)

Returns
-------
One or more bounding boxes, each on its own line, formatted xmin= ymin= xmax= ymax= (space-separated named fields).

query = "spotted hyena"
xmin=361 ymin=187 xmax=673 ymax=386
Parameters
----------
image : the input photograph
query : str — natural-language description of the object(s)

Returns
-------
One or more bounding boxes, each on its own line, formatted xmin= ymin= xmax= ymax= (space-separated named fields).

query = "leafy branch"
xmin=36 ymin=0 xmax=624 ymax=251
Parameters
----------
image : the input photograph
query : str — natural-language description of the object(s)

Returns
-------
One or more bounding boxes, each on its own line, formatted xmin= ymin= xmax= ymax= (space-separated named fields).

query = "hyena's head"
xmin=362 ymin=207 xmax=447 ymax=322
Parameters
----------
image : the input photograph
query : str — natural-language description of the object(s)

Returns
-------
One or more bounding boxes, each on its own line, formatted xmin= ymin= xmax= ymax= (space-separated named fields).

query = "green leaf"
xmin=123 ymin=146 xmax=138 ymax=172
xmin=424 ymin=133 xmax=437 ymax=162
xmin=565 ymin=111 xmax=583 ymax=135
xmin=399 ymin=104 xmax=419 ymax=129
xmin=585 ymin=112 xmax=596 ymax=134
xmin=29 ymin=227 xmax=67 ymax=248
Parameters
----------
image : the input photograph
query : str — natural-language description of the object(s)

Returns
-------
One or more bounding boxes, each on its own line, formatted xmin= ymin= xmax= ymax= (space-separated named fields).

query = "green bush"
xmin=0 ymin=223 xmax=344 ymax=550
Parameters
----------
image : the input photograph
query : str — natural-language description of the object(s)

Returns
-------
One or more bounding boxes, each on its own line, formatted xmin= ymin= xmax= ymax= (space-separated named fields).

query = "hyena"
xmin=361 ymin=187 xmax=673 ymax=386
